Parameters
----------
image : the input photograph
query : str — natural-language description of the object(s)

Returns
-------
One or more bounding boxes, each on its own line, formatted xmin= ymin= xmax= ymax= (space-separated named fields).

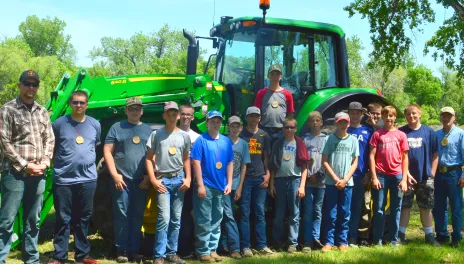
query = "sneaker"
xmin=301 ymin=245 xmax=312 ymax=253
xmin=436 ymin=236 xmax=450 ymax=245
xmin=287 ymin=245 xmax=297 ymax=254
xmin=338 ymin=245 xmax=349 ymax=252
xmin=348 ymin=237 xmax=358 ymax=248
xmin=75 ymin=257 xmax=100 ymax=264
xmin=314 ymin=240 xmax=324 ymax=249
xmin=257 ymin=247 xmax=274 ymax=256
xmin=242 ymin=248 xmax=253 ymax=257
xmin=451 ymin=240 xmax=460 ymax=248
xmin=210 ymin=252 xmax=225 ymax=262
xmin=166 ymin=255 xmax=185 ymax=264
xmin=321 ymin=245 xmax=332 ymax=252
xmin=128 ymin=253 xmax=144 ymax=263
xmin=154 ymin=258 xmax=164 ymax=264
xmin=425 ymin=233 xmax=441 ymax=247
xmin=230 ymin=252 xmax=242 ymax=259
xmin=390 ymin=241 xmax=400 ymax=248
xmin=359 ymin=239 xmax=370 ymax=247
xmin=398 ymin=232 xmax=408 ymax=244
xmin=199 ymin=255 xmax=215 ymax=263
xmin=116 ymin=255 xmax=129 ymax=263
xmin=373 ymin=241 xmax=383 ymax=248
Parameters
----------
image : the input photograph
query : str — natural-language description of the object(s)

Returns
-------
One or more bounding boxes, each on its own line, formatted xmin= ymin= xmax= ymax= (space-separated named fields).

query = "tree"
xmin=18 ymin=15 xmax=76 ymax=65
xmin=345 ymin=0 xmax=464 ymax=78
xmin=404 ymin=65 xmax=443 ymax=106
xmin=346 ymin=36 xmax=364 ymax=87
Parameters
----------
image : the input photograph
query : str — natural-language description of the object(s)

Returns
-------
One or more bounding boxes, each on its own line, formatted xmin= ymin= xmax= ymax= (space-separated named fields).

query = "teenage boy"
xmin=321 ymin=112 xmax=359 ymax=253
xmin=302 ymin=111 xmax=327 ymax=253
xmin=369 ymin=106 xmax=409 ymax=247
xmin=146 ymin=101 xmax=192 ymax=264
xmin=50 ymin=90 xmax=101 ymax=264
xmin=238 ymin=107 xmax=273 ymax=257
xmin=104 ymin=97 xmax=152 ymax=263
xmin=397 ymin=104 xmax=439 ymax=246
xmin=254 ymin=64 xmax=294 ymax=141
xmin=219 ymin=116 xmax=251 ymax=259
xmin=434 ymin=107 xmax=464 ymax=247
xmin=347 ymin=102 xmax=373 ymax=247
xmin=269 ymin=118 xmax=309 ymax=253
xmin=191 ymin=110 xmax=233 ymax=262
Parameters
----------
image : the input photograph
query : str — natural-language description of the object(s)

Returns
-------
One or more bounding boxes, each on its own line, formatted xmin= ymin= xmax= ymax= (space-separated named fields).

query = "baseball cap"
xmin=164 ymin=101 xmax=179 ymax=112
xmin=349 ymin=102 xmax=363 ymax=111
xmin=440 ymin=106 xmax=455 ymax=116
xmin=268 ymin=64 xmax=282 ymax=74
xmin=228 ymin=116 xmax=242 ymax=125
xmin=207 ymin=110 xmax=223 ymax=120
xmin=19 ymin=70 xmax=40 ymax=83
xmin=246 ymin=106 xmax=261 ymax=116
xmin=335 ymin=112 xmax=350 ymax=123
xmin=126 ymin=97 xmax=142 ymax=107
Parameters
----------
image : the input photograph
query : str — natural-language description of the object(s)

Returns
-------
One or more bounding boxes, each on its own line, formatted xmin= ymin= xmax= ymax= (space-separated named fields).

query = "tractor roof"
xmin=212 ymin=16 xmax=345 ymax=38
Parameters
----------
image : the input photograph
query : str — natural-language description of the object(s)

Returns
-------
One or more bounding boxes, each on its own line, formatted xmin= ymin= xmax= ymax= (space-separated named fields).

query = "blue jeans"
xmin=273 ymin=177 xmax=301 ymax=247
xmin=433 ymin=169 xmax=463 ymax=242
xmin=193 ymin=184 xmax=224 ymax=257
xmin=111 ymin=177 xmax=148 ymax=256
xmin=348 ymin=176 xmax=365 ymax=241
xmin=52 ymin=181 xmax=97 ymax=262
xmin=239 ymin=177 xmax=267 ymax=250
xmin=323 ymin=185 xmax=352 ymax=246
xmin=219 ymin=190 xmax=240 ymax=253
xmin=302 ymin=186 xmax=325 ymax=246
xmin=154 ymin=174 xmax=185 ymax=259
xmin=372 ymin=173 xmax=403 ymax=244
xmin=0 ymin=169 xmax=45 ymax=264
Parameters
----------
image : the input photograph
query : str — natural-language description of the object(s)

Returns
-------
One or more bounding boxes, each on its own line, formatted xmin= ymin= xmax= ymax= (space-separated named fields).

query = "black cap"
xmin=19 ymin=70 xmax=40 ymax=83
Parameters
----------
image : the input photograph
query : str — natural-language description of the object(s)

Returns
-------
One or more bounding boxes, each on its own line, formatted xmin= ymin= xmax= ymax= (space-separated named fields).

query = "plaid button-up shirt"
xmin=0 ymin=97 xmax=55 ymax=173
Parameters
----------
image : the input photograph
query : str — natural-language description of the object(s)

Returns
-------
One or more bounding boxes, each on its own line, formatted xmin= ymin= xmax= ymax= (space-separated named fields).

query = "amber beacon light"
xmin=259 ymin=0 xmax=270 ymax=10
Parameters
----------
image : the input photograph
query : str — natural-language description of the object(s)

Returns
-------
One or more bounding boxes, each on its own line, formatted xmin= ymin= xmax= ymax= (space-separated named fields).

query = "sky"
xmin=0 ymin=0 xmax=454 ymax=76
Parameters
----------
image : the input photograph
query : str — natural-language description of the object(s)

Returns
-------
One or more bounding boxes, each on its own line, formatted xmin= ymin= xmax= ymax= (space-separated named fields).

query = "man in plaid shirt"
xmin=0 ymin=70 xmax=55 ymax=263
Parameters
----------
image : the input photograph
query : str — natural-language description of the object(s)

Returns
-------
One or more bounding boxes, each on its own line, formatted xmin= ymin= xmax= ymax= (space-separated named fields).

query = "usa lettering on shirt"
xmin=407 ymin=137 xmax=423 ymax=149
xmin=378 ymin=136 xmax=400 ymax=148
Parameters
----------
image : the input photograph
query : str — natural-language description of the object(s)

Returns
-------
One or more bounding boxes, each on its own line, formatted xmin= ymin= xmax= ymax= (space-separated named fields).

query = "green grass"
xmin=6 ymin=206 xmax=464 ymax=264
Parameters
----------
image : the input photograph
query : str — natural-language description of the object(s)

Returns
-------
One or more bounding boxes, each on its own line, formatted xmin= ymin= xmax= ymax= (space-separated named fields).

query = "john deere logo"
xmin=27 ymin=71 xmax=35 ymax=76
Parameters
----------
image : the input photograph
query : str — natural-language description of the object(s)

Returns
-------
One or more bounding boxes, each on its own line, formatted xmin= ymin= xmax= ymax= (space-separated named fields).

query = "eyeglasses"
xmin=127 ymin=107 xmax=142 ymax=112
xmin=22 ymin=81 xmax=39 ymax=88
xmin=283 ymin=126 xmax=296 ymax=130
xmin=180 ymin=113 xmax=193 ymax=117
xmin=71 ymin=101 xmax=87 ymax=106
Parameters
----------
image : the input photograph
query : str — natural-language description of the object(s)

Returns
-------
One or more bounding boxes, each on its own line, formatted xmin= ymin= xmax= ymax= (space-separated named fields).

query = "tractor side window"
xmin=222 ymin=40 xmax=256 ymax=92
xmin=314 ymin=34 xmax=337 ymax=88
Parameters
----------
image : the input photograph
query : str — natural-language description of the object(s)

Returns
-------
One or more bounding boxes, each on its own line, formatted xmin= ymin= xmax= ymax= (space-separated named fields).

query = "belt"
xmin=438 ymin=165 xmax=462 ymax=173
xmin=155 ymin=170 xmax=182 ymax=179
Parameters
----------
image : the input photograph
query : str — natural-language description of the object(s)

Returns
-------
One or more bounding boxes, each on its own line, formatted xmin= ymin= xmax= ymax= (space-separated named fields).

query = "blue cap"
xmin=207 ymin=110 xmax=223 ymax=120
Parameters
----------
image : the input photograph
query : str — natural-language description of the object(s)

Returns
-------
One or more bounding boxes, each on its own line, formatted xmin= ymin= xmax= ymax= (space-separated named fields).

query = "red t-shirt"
xmin=369 ymin=128 xmax=409 ymax=176
xmin=254 ymin=88 xmax=295 ymax=113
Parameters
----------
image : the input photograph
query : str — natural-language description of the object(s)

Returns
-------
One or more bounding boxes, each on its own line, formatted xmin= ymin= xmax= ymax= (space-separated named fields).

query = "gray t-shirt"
xmin=231 ymin=138 xmax=251 ymax=190
xmin=276 ymin=140 xmax=302 ymax=178
xmin=105 ymin=121 xmax=153 ymax=180
xmin=322 ymin=134 xmax=359 ymax=186
xmin=261 ymin=89 xmax=287 ymax=128
xmin=53 ymin=115 xmax=101 ymax=185
xmin=303 ymin=133 xmax=328 ymax=188
xmin=146 ymin=128 xmax=191 ymax=173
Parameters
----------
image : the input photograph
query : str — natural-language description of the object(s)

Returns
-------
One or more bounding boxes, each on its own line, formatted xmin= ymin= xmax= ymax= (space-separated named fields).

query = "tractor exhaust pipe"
xmin=183 ymin=29 xmax=198 ymax=75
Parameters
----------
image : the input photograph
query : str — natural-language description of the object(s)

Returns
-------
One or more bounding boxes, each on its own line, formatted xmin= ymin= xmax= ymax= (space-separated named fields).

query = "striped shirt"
xmin=0 ymin=97 xmax=55 ymax=173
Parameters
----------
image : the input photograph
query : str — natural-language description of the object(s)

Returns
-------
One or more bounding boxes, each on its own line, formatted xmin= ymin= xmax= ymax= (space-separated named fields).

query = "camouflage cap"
xmin=268 ymin=64 xmax=282 ymax=74
xmin=126 ymin=97 xmax=142 ymax=107
xmin=228 ymin=115 xmax=242 ymax=125
xmin=164 ymin=101 xmax=179 ymax=112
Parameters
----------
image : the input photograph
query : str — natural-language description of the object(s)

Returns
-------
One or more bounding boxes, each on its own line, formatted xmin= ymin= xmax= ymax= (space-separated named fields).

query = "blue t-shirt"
xmin=53 ymin=115 xmax=101 ymax=185
xmin=190 ymin=132 xmax=234 ymax=191
xmin=231 ymin=138 xmax=251 ymax=190
xmin=399 ymin=125 xmax=438 ymax=182
xmin=436 ymin=125 xmax=464 ymax=178
xmin=105 ymin=121 xmax=153 ymax=180
xmin=348 ymin=125 xmax=373 ymax=177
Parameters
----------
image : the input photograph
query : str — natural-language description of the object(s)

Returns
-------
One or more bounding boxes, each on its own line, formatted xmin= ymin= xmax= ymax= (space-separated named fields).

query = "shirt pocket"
xmin=14 ymin=117 xmax=31 ymax=138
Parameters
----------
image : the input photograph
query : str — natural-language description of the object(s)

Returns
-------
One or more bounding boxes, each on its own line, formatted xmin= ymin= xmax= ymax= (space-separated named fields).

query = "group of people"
xmin=0 ymin=66 xmax=463 ymax=264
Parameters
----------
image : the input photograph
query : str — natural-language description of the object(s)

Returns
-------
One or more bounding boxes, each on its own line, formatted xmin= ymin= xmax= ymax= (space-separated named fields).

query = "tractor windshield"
xmin=217 ymin=28 xmax=338 ymax=108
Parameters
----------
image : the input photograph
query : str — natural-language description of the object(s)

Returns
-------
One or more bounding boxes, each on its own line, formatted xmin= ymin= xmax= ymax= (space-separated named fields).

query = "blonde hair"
xmin=381 ymin=106 xmax=397 ymax=117
xmin=283 ymin=117 xmax=297 ymax=126
xmin=404 ymin=104 xmax=421 ymax=115
xmin=308 ymin=111 xmax=322 ymax=121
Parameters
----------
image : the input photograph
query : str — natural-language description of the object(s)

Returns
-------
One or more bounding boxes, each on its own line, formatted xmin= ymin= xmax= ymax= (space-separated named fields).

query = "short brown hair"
xmin=381 ymin=105 xmax=397 ymax=117
xmin=368 ymin=103 xmax=382 ymax=112
xmin=180 ymin=104 xmax=194 ymax=111
xmin=69 ymin=90 xmax=89 ymax=103
xmin=308 ymin=111 xmax=322 ymax=121
xmin=283 ymin=117 xmax=297 ymax=126
xmin=404 ymin=104 xmax=421 ymax=115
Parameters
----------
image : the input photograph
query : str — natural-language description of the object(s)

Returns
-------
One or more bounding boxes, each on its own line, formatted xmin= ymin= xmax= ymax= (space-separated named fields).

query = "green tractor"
xmin=7 ymin=0 xmax=393 ymax=255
